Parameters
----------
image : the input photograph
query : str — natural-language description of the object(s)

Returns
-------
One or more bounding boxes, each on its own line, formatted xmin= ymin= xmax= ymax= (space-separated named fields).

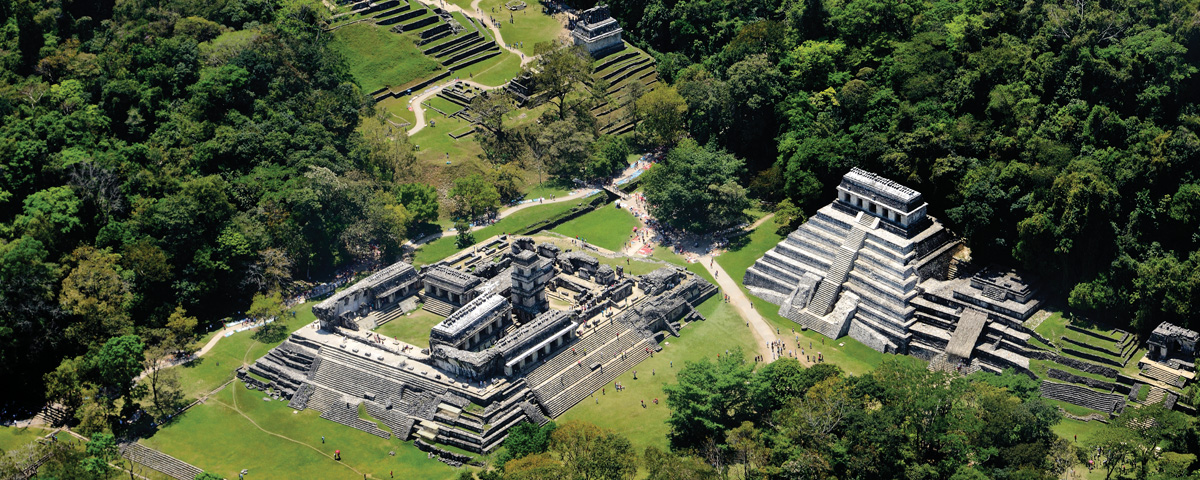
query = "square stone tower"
xmin=511 ymin=250 xmax=554 ymax=322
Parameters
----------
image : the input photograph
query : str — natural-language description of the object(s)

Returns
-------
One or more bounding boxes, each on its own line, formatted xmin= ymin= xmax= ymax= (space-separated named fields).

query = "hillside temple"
xmin=745 ymin=168 xmax=1045 ymax=374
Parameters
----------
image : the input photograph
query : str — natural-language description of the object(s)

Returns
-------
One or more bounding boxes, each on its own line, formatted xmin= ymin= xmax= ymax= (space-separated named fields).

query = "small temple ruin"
xmin=571 ymin=5 xmax=623 ymax=57
xmin=242 ymin=236 xmax=715 ymax=457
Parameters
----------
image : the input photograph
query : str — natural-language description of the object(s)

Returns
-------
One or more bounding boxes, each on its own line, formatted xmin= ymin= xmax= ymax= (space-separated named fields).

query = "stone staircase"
xmin=926 ymin=352 xmax=956 ymax=373
xmin=246 ymin=338 xmax=319 ymax=397
xmin=1140 ymin=365 xmax=1185 ymax=387
xmin=534 ymin=337 xmax=654 ymax=417
xmin=1039 ymin=381 xmax=1125 ymax=414
xmin=1144 ymin=386 xmax=1167 ymax=405
xmin=525 ymin=321 xmax=623 ymax=387
xmin=308 ymin=387 xmax=392 ymax=439
xmin=807 ymin=223 xmax=869 ymax=316
xmin=422 ymin=296 xmax=456 ymax=317
xmin=120 ymin=443 xmax=204 ymax=480
xmin=366 ymin=302 xmax=408 ymax=328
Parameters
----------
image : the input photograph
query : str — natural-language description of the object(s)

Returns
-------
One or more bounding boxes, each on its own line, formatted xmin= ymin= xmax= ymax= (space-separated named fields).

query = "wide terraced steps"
xmin=120 ymin=443 xmax=204 ymax=480
xmin=307 ymin=387 xmax=392 ymax=438
xmin=1145 ymin=386 xmax=1167 ymax=405
xmin=422 ymin=296 xmax=456 ymax=317
xmin=524 ymin=321 xmax=624 ymax=387
xmin=1039 ymin=381 xmax=1125 ymax=414
xmin=367 ymin=302 xmax=408 ymax=327
xmin=310 ymin=356 xmax=404 ymax=403
xmin=1141 ymin=364 xmax=1185 ymax=387
xmin=531 ymin=327 xmax=643 ymax=394
xmin=536 ymin=337 xmax=654 ymax=417
xmin=318 ymin=344 xmax=449 ymax=395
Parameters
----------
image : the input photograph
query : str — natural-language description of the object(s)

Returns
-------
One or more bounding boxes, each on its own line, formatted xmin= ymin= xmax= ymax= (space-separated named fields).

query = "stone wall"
xmin=1047 ymin=368 xmax=1119 ymax=391
xmin=848 ymin=318 xmax=890 ymax=353
xmin=1061 ymin=347 xmax=1122 ymax=368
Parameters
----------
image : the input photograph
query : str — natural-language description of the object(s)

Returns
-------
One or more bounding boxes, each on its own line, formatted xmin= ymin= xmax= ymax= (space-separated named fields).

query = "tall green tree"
xmin=642 ymin=140 xmax=751 ymax=232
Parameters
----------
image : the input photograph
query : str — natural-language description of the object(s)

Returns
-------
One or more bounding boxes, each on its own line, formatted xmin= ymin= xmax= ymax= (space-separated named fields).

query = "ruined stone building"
xmin=571 ymin=5 xmax=623 ymax=57
xmin=247 ymin=236 xmax=716 ymax=456
xmin=746 ymin=168 xmax=1042 ymax=374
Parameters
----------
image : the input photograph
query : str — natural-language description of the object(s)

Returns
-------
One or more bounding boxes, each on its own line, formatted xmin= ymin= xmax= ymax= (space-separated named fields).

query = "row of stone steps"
xmin=1039 ymin=381 xmax=1125 ymax=414
xmin=531 ymin=328 xmax=644 ymax=396
xmin=422 ymin=296 xmax=456 ymax=317
xmin=1144 ymin=386 xmax=1167 ymax=405
xmin=525 ymin=321 xmax=623 ymax=388
xmin=537 ymin=338 xmax=654 ymax=417
xmin=120 ymin=443 xmax=204 ymax=480
xmin=1140 ymin=364 xmax=1185 ymax=387
xmin=368 ymin=302 xmax=409 ymax=328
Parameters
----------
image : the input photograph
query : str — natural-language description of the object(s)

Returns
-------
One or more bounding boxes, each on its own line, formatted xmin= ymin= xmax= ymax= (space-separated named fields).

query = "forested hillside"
xmin=602 ymin=0 xmax=1200 ymax=331
xmin=0 ymin=0 xmax=437 ymax=409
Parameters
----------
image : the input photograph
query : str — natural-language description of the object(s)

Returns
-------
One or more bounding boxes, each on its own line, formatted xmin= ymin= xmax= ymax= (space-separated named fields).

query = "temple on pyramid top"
xmin=745 ymin=168 xmax=1044 ymax=375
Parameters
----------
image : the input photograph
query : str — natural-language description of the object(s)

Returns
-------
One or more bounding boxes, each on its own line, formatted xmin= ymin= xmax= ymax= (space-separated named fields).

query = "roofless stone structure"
xmin=746 ymin=168 xmax=1043 ymax=374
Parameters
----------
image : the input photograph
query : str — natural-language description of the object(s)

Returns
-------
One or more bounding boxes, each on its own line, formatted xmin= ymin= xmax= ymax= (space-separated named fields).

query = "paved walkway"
xmin=406 ymin=79 xmax=509 ymax=137
xmin=700 ymin=257 xmax=775 ymax=362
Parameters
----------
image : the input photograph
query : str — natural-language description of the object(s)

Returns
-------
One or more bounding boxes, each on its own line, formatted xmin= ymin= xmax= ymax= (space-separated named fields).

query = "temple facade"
xmin=571 ymin=5 xmax=623 ymax=57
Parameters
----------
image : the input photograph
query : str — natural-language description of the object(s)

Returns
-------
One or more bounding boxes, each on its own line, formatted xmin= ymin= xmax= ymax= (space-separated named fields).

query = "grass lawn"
xmin=330 ymin=24 xmax=441 ymax=93
xmin=557 ymin=296 xmax=757 ymax=451
xmin=716 ymin=223 xmax=784 ymax=289
xmin=414 ymin=199 xmax=588 ymax=265
xmin=412 ymin=114 xmax=479 ymax=155
xmin=169 ymin=301 xmax=321 ymax=401
xmin=551 ymin=205 xmax=640 ymax=252
xmin=477 ymin=0 xmax=565 ymax=57
xmin=466 ymin=52 xmax=523 ymax=86
xmin=373 ymin=308 xmax=446 ymax=348
xmin=0 ymin=425 xmax=50 ymax=453
xmin=714 ymin=222 xmax=886 ymax=376
xmin=1035 ymin=310 xmax=1122 ymax=344
xmin=523 ymin=179 xmax=573 ymax=200
xmin=141 ymin=382 xmax=462 ymax=480
xmin=375 ymin=96 xmax=418 ymax=126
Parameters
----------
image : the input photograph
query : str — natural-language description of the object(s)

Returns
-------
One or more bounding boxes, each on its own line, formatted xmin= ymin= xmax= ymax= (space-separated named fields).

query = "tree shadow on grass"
xmin=724 ymin=233 xmax=752 ymax=252
xmin=182 ymin=357 xmax=205 ymax=369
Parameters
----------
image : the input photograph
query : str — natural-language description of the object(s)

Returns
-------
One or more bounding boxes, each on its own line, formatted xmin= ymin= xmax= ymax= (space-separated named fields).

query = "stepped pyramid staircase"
xmin=120 ymin=443 xmax=204 ymax=480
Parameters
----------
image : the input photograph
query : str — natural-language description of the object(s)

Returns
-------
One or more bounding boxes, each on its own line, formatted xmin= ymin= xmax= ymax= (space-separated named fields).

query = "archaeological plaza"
xmin=240 ymin=236 xmax=715 ymax=463
xmin=237 ymin=169 xmax=1199 ymax=466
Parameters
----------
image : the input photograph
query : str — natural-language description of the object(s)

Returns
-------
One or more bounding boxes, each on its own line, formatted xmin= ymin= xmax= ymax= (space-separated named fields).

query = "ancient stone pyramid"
xmin=744 ymin=168 xmax=960 ymax=354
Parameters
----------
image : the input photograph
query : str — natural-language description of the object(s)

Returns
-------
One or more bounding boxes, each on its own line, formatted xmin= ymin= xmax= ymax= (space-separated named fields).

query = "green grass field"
xmin=372 ymin=309 xmax=446 ymax=348
xmin=140 ymin=383 xmax=461 ymax=480
xmin=330 ymin=24 xmax=441 ymax=93
xmin=477 ymin=0 xmax=564 ymax=57
xmin=469 ymin=53 xmax=523 ymax=86
xmin=558 ymin=296 xmax=757 ymax=451
xmin=375 ymin=96 xmax=418 ymax=126
xmin=169 ymin=302 xmax=320 ymax=401
xmin=523 ymin=179 xmax=573 ymax=201
xmin=0 ymin=425 xmax=50 ymax=453
xmin=714 ymin=222 xmax=886 ymax=375
xmin=551 ymin=205 xmax=640 ymax=252
xmin=413 ymin=198 xmax=591 ymax=264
